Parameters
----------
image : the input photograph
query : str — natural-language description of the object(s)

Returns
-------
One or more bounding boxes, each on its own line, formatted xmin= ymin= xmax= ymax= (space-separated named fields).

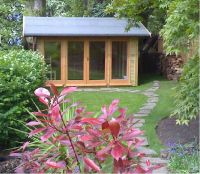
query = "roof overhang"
xmin=23 ymin=16 xmax=151 ymax=37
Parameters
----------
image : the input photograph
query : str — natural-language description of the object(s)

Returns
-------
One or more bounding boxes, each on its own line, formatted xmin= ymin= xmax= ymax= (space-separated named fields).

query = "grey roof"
xmin=23 ymin=16 xmax=151 ymax=37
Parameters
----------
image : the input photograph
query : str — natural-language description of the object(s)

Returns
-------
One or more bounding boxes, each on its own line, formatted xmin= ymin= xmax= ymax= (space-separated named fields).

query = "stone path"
xmin=77 ymin=81 xmax=169 ymax=173
xmin=129 ymin=81 xmax=169 ymax=173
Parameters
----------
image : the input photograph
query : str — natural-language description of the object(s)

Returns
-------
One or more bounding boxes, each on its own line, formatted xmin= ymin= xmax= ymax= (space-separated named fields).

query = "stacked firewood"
xmin=159 ymin=55 xmax=183 ymax=81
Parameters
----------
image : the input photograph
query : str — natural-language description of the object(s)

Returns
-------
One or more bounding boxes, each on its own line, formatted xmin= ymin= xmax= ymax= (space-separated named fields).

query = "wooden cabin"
xmin=23 ymin=17 xmax=151 ymax=86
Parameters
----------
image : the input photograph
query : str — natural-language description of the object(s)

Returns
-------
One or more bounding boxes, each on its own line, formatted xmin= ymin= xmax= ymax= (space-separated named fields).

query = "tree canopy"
xmin=106 ymin=0 xmax=199 ymax=55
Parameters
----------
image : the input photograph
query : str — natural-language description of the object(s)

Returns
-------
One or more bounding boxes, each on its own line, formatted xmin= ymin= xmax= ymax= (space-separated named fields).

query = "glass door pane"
xmin=68 ymin=41 xmax=84 ymax=80
xmin=89 ymin=41 xmax=105 ymax=80
xmin=44 ymin=41 xmax=61 ymax=80
xmin=112 ymin=41 xmax=127 ymax=79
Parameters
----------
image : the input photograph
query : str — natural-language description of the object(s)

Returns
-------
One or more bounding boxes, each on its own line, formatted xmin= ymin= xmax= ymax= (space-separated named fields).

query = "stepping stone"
xmin=141 ymin=157 xmax=169 ymax=164
xmin=128 ymin=90 xmax=140 ymax=93
xmin=136 ymin=147 xmax=157 ymax=155
xmin=133 ymin=118 xmax=145 ymax=123
xmin=138 ymin=109 xmax=151 ymax=114
xmin=148 ymin=98 xmax=159 ymax=103
xmin=153 ymin=166 xmax=168 ymax=174
xmin=140 ymin=106 xmax=155 ymax=110
xmin=134 ymin=123 xmax=143 ymax=128
xmin=134 ymin=113 xmax=148 ymax=117
xmin=142 ymin=103 xmax=157 ymax=108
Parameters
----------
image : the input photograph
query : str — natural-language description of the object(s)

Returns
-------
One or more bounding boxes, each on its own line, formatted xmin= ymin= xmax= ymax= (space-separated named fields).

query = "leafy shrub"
xmin=0 ymin=49 xmax=47 ymax=148
xmin=11 ymin=84 xmax=161 ymax=173
xmin=167 ymin=141 xmax=199 ymax=173
xmin=171 ymin=55 xmax=199 ymax=125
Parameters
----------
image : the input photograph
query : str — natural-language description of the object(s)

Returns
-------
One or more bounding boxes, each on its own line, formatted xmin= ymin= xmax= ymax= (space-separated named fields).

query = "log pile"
xmin=160 ymin=55 xmax=183 ymax=81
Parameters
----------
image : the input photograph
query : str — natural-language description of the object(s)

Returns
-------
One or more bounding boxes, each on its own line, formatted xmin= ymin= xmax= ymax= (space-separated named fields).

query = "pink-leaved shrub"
xmin=10 ymin=84 xmax=160 ymax=173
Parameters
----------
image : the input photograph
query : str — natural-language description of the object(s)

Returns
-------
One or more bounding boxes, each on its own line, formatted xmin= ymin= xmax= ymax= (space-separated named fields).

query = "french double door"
xmin=67 ymin=40 xmax=107 ymax=86
xmin=40 ymin=38 xmax=131 ymax=86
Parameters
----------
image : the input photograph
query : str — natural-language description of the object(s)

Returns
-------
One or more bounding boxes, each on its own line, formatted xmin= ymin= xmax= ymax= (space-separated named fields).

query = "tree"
xmin=46 ymin=0 xmax=111 ymax=17
xmin=106 ymin=0 xmax=199 ymax=55
xmin=0 ymin=0 xmax=24 ymax=50
xmin=25 ymin=0 xmax=46 ymax=16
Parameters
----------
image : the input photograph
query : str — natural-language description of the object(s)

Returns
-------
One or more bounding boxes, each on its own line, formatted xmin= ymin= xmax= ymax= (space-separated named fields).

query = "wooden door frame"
xmin=37 ymin=38 xmax=66 ymax=86
xmin=86 ymin=39 xmax=108 ymax=86
xmin=109 ymin=39 xmax=131 ymax=86
xmin=36 ymin=36 xmax=137 ymax=86
xmin=66 ymin=39 xmax=86 ymax=86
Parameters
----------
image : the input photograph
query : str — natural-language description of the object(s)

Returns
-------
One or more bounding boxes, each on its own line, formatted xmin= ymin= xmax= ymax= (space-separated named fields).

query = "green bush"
xmin=172 ymin=55 xmax=199 ymax=125
xmin=0 ymin=49 xmax=47 ymax=148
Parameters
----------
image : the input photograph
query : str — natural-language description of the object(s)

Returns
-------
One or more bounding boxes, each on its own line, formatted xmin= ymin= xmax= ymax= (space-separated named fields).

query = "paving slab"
xmin=132 ymin=118 xmax=145 ymax=123
xmin=138 ymin=109 xmax=151 ymax=114
xmin=141 ymin=157 xmax=169 ymax=164
xmin=134 ymin=113 xmax=148 ymax=117
xmin=153 ymin=166 xmax=169 ymax=174
xmin=134 ymin=123 xmax=144 ymax=128
xmin=148 ymin=98 xmax=159 ymax=103
xmin=136 ymin=147 xmax=157 ymax=155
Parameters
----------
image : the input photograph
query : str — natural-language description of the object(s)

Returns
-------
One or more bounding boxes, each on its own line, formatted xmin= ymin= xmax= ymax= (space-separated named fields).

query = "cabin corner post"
xmin=107 ymin=39 xmax=111 ymax=86
xmin=130 ymin=38 xmax=138 ymax=86
xmin=61 ymin=40 xmax=67 ymax=85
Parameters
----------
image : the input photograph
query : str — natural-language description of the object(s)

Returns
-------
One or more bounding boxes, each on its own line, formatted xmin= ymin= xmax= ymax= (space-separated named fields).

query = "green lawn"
xmin=69 ymin=92 xmax=147 ymax=116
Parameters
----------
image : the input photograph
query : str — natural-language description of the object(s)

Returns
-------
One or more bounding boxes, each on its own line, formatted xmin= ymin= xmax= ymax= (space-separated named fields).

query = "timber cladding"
xmin=36 ymin=37 xmax=138 ymax=87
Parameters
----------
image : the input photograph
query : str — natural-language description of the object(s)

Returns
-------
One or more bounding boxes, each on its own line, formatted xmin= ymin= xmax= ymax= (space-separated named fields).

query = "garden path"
xmin=129 ymin=81 xmax=169 ymax=173
xmin=77 ymin=81 xmax=169 ymax=173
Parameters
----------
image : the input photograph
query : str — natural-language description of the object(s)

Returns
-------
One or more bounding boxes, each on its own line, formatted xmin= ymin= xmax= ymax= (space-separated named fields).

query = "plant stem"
xmin=65 ymin=130 xmax=81 ymax=172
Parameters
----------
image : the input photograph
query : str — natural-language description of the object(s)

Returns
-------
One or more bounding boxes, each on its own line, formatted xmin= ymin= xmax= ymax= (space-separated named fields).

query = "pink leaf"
xmin=32 ymin=112 xmax=49 ymax=117
xmin=146 ymin=159 xmax=151 ymax=166
xmin=108 ymin=99 xmax=119 ymax=115
xmin=134 ymin=138 xmax=145 ymax=148
xmin=76 ymin=107 xmax=85 ymax=115
xmin=133 ymin=165 xmax=147 ymax=174
xmin=60 ymin=87 xmax=77 ymax=96
xmin=49 ymin=83 xmax=59 ymax=96
xmin=15 ymin=167 xmax=24 ymax=173
xmin=122 ymin=129 xmax=144 ymax=140
xmin=109 ymin=118 xmax=120 ymax=138
xmin=80 ymin=135 xmax=94 ymax=141
xmin=29 ymin=127 xmax=46 ymax=137
xmin=59 ymin=140 xmax=71 ymax=145
xmin=87 ymin=128 xmax=101 ymax=137
xmin=41 ymin=128 xmax=55 ymax=142
xmin=39 ymin=97 xmax=49 ymax=106
xmin=83 ymin=157 xmax=101 ymax=172
xmin=116 ymin=108 xmax=126 ymax=122
xmin=26 ymin=121 xmax=41 ymax=126
xmin=46 ymin=160 xmax=66 ymax=169
xmin=22 ymin=141 xmax=29 ymax=151
xmin=50 ymin=104 xmax=61 ymax=122
xmin=111 ymin=142 xmax=124 ymax=161
xmin=101 ymin=105 xmax=107 ymax=115
xmin=102 ymin=121 xmax=109 ymax=130
xmin=35 ymin=88 xmax=50 ymax=98
xmin=96 ymin=144 xmax=112 ymax=157
xmin=81 ymin=118 xmax=101 ymax=125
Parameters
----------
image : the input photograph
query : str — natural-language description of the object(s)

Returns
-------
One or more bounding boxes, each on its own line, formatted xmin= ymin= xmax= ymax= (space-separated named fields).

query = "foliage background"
xmin=0 ymin=50 xmax=47 ymax=147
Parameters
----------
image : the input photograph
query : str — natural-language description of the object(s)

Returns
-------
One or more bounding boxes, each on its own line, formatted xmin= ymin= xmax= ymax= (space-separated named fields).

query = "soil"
xmin=0 ymin=158 xmax=20 ymax=173
xmin=156 ymin=116 xmax=199 ymax=146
